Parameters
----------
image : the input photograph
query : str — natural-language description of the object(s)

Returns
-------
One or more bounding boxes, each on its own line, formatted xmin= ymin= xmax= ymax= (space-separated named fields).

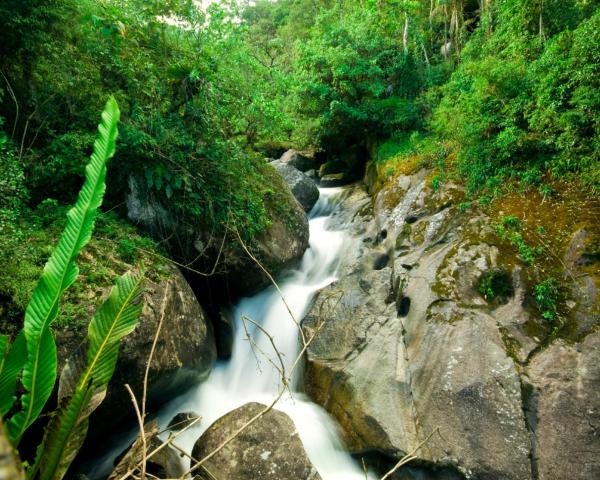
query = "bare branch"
xmin=380 ymin=428 xmax=440 ymax=480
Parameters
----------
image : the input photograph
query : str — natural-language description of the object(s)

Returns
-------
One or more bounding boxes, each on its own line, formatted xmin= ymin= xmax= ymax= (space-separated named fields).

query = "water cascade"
xmin=92 ymin=187 xmax=373 ymax=479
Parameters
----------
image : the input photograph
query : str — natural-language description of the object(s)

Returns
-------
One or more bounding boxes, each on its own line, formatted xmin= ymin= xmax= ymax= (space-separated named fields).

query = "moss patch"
xmin=0 ymin=204 xmax=169 ymax=336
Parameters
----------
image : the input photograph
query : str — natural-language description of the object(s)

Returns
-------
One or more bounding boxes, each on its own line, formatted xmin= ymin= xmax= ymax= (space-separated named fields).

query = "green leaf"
xmin=5 ymin=97 xmax=120 ymax=446
xmin=37 ymin=387 xmax=95 ymax=480
xmin=36 ymin=271 xmax=144 ymax=480
xmin=82 ymin=271 xmax=144 ymax=388
xmin=0 ymin=333 xmax=27 ymax=416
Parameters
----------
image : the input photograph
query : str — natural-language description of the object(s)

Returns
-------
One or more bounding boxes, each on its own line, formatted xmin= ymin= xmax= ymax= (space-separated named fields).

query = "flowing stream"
xmin=91 ymin=187 xmax=373 ymax=479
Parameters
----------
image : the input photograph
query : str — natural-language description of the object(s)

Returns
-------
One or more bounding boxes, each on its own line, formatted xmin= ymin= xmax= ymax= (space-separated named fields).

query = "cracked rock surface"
xmin=302 ymin=177 xmax=599 ymax=479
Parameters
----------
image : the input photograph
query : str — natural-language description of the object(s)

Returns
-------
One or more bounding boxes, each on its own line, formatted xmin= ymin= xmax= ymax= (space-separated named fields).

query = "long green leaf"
xmin=82 ymin=271 xmax=144 ymax=388
xmin=37 ymin=387 xmax=95 ymax=480
xmin=0 ymin=335 xmax=8 ymax=377
xmin=6 ymin=97 xmax=120 ymax=445
xmin=37 ymin=271 xmax=144 ymax=480
xmin=0 ymin=333 xmax=27 ymax=416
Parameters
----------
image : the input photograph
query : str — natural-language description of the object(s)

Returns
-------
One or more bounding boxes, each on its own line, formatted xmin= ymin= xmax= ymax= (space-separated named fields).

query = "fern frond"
xmin=36 ymin=271 xmax=144 ymax=480
xmin=82 ymin=271 xmax=144 ymax=388
xmin=5 ymin=97 xmax=120 ymax=446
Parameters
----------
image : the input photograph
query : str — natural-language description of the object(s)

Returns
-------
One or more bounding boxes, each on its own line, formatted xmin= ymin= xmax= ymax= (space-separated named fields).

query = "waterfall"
xmin=89 ymin=187 xmax=373 ymax=479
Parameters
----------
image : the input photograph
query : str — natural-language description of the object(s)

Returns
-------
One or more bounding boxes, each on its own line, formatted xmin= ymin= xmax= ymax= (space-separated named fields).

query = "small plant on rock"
xmin=478 ymin=268 xmax=513 ymax=302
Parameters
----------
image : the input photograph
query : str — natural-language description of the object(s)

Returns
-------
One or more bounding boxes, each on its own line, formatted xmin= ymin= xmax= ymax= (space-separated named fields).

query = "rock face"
xmin=527 ymin=331 xmax=600 ymax=479
xmin=271 ymin=160 xmax=319 ymax=212
xmin=303 ymin=180 xmax=533 ymax=478
xmin=88 ymin=263 xmax=216 ymax=432
xmin=278 ymin=149 xmax=315 ymax=172
xmin=226 ymin=171 xmax=310 ymax=294
xmin=191 ymin=403 xmax=321 ymax=480
xmin=127 ymin=169 xmax=310 ymax=297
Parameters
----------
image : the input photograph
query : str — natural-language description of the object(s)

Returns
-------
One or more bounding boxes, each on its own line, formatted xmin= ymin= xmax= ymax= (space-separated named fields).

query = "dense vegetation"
xmin=0 ymin=0 xmax=596 ymax=318
xmin=0 ymin=0 xmax=597 ymax=475
xmin=0 ymin=0 xmax=596 ymax=358
xmin=1 ymin=0 xmax=597 ymax=240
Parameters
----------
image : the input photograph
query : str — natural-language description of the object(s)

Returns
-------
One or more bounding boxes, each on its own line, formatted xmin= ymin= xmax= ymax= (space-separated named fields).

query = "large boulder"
xmin=80 ymin=262 xmax=217 ymax=434
xmin=271 ymin=161 xmax=319 ymax=212
xmin=126 ymin=170 xmax=310 ymax=296
xmin=278 ymin=149 xmax=315 ymax=172
xmin=303 ymin=177 xmax=532 ymax=479
xmin=191 ymin=403 xmax=321 ymax=480
xmin=527 ymin=331 xmax=600 ymax=479
xmin=225 ymin=170 xmax=310 ymax=294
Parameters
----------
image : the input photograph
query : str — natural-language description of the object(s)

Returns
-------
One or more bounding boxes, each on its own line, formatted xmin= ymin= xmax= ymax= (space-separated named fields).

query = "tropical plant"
xmin=0 ymin=97 xmax=145 ymax=480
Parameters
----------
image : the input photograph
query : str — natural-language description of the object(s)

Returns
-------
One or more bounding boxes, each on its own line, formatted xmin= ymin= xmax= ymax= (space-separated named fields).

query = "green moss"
xmin=412 ymin=221 xmax=427 ymax=246
xmin=0 ymin=203 xmax=168 ymax=335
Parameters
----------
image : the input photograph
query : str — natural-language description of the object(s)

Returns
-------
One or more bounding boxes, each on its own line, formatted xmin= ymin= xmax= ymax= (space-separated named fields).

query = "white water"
xmin=90 ymin=187 xmax=373 ymax=479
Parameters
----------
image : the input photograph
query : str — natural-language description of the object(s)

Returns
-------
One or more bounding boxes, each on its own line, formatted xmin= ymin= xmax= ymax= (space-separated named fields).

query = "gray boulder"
xmin=191 ymin=403 xmax=321 ymax=480
xmin=85 ymin=263 xmax=216 ymax=433
xmin=271 ymin=160 xmax=319 ymax=212
xmin=303 ymin=178 xmax=532 ymax=479
xmin=278 ymin=149 xmax=315 ymax=171
xmin=527 ymin=331 xmax=600 ymax=479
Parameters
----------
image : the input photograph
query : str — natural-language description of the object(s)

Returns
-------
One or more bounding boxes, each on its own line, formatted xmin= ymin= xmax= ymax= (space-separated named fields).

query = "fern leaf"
xmin=0 ymin=333 xmax=27 ymax=416
xmin=37 ymin=271 xmax=143 ymax=480
xmin=82 ymin=271 xmax=144 ymax=388
xmin=37 ymin=387 xmax=96 ymax=480
xmin=6 ymin=97 xmax=120 ymax=445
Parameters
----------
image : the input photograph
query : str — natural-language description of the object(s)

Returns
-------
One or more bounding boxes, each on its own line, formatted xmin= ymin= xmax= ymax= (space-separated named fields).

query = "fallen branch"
xmin=380 ymin=427 xmax=440 ymax=480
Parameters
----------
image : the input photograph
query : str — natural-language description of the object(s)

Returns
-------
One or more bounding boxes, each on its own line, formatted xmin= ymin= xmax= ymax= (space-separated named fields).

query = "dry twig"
xmin=380 ymin=427 xmax=440 ymax=480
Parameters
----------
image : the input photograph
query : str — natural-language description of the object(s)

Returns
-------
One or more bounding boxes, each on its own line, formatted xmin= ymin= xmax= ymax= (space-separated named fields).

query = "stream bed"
xmin=90 ymin=187 xmax=374 ymax=479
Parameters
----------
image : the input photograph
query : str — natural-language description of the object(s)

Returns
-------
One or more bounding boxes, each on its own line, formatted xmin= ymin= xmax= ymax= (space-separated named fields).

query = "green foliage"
xmin=1 ymin=97 xmax=120 ymax=446
xmin=295 ymin=4 xmax=425 ymax=151
xmin=0 ymin=98 xmax=146 ymax=480
xmin=36 ymin=271 xmax=143 ymax=480
xmin=534 ymin=277 xmax=560 ymax=323
xmin=478 ymin=268 xmax=513 ymax=302
xmin=495 ymin=216 xmax=543 ymax=265
xmin=431 ymin=2 xmax=599 ymax=194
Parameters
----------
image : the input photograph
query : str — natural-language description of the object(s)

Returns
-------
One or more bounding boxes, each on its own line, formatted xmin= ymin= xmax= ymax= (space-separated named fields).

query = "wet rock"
xmin=214 ymin=308 xmax=234 ymax=359
xmin=191 ymin=403 xmax=321 ymax=480
xmin=320 ymin=173 xmax=347 ymax=187
xmin=278 ymin=149 xmax=315 ymax=172
xmin=303 ymin=266 xmax=419 ymax=457
xmin=527 ymin=331 xmax=600 ymax=479
xmin=89 ymin=263 xmax=216 ymax=434
xmin=168 ymin=411 xmax=201 ymax=431
xmin=304 ymin=172 xmax=532 ymax=479
xmin=318 ymin=160 xmax=345 ymax=178
xmin=271 ymin=161 xmax=319 ymax=212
